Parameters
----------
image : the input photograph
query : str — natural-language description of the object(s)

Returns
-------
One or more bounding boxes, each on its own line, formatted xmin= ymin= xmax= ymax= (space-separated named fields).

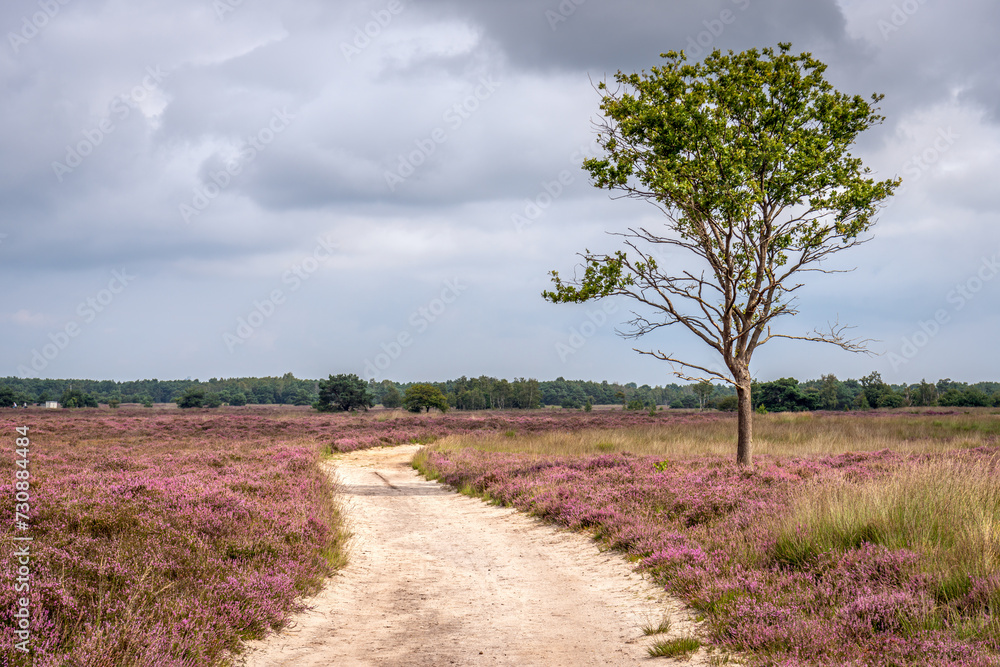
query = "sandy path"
xmin=238 ymin=445 xmax=708 ymax=666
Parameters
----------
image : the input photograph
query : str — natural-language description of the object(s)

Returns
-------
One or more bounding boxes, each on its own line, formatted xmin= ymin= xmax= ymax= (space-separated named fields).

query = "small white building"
xmin=45 ymin=401 xmax=60 ymax=409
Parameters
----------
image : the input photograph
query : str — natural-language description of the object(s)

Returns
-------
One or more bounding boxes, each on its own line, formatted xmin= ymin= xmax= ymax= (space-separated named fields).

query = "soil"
xmin=237 ymin=445 xmax=710 ymax=666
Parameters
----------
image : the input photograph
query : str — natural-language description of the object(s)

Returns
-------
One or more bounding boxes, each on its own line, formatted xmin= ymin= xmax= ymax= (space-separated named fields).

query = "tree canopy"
xmin=544 ymin=44 xmax=899 ymax=465
xmin=314 ymin=374 xmax=374 ymax=413
xmin=403 ymin=384 xmax=449 ymax=413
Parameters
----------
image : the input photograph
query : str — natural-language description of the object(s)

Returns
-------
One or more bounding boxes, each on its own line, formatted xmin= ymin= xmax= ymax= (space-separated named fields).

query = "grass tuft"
xmin=647 ymin=636 xmax=701 ymax=658
xmin=642 ymin=617 xmax=672 ymax=635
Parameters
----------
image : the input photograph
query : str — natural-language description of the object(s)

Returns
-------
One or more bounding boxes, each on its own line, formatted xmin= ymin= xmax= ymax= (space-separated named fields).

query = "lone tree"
xmin=543 ymin=45 xmax=899 ymax=466
xmin=403 ymin=384 xmax=449 ymax=413
xmin=314 ymin=374 xmax=374 ymax=412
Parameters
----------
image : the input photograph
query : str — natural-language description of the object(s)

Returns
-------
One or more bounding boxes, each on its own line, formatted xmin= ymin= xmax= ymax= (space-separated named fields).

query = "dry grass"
xmin=430 ymin=410 xmax=1000 ymax=460
xmin=773 ymin=455 xmax=1000 ymax=601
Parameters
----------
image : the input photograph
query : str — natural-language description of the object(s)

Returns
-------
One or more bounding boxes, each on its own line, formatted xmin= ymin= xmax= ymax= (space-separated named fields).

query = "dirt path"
xmin=238 ymin=445 xmax=709 ymax=666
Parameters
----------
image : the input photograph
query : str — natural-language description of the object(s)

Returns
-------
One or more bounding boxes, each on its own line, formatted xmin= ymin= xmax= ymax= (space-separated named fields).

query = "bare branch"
xmin=633 ymin=349 xmax=734 ymax=385
xmin=761 ymin=318 xmax=879 ymax=355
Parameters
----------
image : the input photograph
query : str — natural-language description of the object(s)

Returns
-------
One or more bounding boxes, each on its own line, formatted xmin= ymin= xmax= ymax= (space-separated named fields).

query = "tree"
xmin=403 ymin=384 xmax=449 ymax=413
xmin=754 ymin=377 xmax=816 ymax=412
xmin=290 ymin=387 xmax=314 ymax=406
xmin=314 ymin=374 xmax=373 ymax=413
xmin=543 ymin=45 xmax=898 ymax=465
xmin=692 ymin=381 xmax=714 ymax=411
xmin=381 ymin=384 xmax=403 ymax=409
xmin=203 ymin=393 xmax=223 ymax=408
xmin=913 ymin=379 xmax=938 ymax=407
xmin=940 ymin=387 xmax=991 ymax=408
xmin=716 ymin=395 xmax=738 ymax=412
xmin=817 ymin=374 xmax=840 ymax=410
xmin=60 ymin=388 xmax=98 ymax=408
xmin=0 ymin=386 xmax=17 ymax=408
xmin=859 ymin=371 xmax=904 ymax=408
xmin=177 ymin=387 xmax=206 ymax=408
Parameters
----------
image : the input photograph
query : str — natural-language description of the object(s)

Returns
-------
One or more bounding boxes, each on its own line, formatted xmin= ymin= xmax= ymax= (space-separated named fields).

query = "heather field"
xmin=415 ymin=409 xmax=1000 ymax=666
xmin=3 ymin=407 xmax=999 ymax=666
xmin=0 ymin=408 xmax=357 ymax=667
xmin=0 ymin=406 xmax=678 ymax=665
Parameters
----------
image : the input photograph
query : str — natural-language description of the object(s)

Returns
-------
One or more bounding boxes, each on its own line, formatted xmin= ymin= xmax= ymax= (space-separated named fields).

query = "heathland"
xmin=2 ymin=406 xmax=998 ymax=666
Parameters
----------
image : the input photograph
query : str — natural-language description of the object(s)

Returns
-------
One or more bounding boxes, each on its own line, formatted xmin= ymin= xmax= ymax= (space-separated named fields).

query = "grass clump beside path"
xmin=414 ymin=410 xmax=1000 ymax=666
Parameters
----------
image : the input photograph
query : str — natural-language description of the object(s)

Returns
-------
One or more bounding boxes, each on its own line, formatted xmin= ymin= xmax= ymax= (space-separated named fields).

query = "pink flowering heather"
xmin=0 ymin=409 xmax=345 ymax=667
xmin=418 ymin=443 xmax=1000 ymax=666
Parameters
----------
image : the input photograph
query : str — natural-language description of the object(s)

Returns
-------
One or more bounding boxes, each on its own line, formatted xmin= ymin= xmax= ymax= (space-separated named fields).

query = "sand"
xmin=237 ymin=444 xmax=710 ymax=666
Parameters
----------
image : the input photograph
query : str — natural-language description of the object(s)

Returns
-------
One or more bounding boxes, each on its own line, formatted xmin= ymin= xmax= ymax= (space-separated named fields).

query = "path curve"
xmin=238 ymin=445 xmax=708 ymax=666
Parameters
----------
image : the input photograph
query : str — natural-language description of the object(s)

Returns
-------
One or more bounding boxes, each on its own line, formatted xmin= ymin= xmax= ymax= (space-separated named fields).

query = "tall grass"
xmin=773 ymin=456 xmax=1000 ymax=615
xmin=432 ymin=410 xmax=1000 ymax=459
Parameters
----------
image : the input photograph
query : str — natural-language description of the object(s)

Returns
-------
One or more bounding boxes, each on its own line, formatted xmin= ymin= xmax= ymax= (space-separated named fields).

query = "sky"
xmin=1 ymin=0 xmax=998 ymax=387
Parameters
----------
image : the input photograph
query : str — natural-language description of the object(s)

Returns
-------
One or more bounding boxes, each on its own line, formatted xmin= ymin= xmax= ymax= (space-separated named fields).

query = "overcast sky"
xmin=2 ymin=0 xmax=998 ymax=386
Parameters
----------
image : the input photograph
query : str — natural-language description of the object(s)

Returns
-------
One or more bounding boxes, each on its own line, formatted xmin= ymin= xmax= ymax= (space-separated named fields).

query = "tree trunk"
xmin=735 ymin=377 xmax=753 ymax=467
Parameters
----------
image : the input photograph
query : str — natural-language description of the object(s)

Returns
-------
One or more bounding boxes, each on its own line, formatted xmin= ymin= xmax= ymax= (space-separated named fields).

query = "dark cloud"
xmin=0 ymin=0 xmax=997 ymax=384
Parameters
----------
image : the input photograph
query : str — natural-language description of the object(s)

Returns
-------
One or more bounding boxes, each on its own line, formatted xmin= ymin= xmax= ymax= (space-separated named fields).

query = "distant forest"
xmin=2 ymin=373 xmax=999 ymax=412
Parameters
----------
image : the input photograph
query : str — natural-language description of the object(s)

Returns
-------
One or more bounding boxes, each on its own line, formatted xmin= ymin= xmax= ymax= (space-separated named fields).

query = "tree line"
xmin=2 ymin=372 xmax=997 ymax=411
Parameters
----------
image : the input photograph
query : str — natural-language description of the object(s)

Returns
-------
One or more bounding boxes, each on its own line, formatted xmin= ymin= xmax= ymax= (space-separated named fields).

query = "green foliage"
xmin=544 ymin=44 xmax=897 ymax=315
xmin=228 ymin=392 xmax=247 ymax=406
xmin=290 ymin=387 xmax=314 ymax=406
xmin=672 ymin=395 xmax=699 ymax=409
xmin=754 ymin=378 xmax=816 ymax=413
xmin=403 ymin=384 xmax=449 ymax=413
xmin=314 ymin=374 xmax=373 ymax=413
xmin=940 ymin=387 xmax=992 ymax=407
xmin=202 ymin=393 xmax=223 ymax=408
xmin=177 ymin=387 xmax=206 ymax=409
xmin=857 ymin=371 xmax=907 ymax=408
xmin=692 ymin=381 xmax=715 ymax=410
xmin=381 ymin=384 xmax=403 ymax=409
xmin=60 ymin=388 xmax=98 ymax=408
xmin=716 ymin=395 xmax=739 ymax=412
xmin=0 ymin=386 xmax=22 ymax=408
xmin=912 ymin=379 xmax=938 ymax=407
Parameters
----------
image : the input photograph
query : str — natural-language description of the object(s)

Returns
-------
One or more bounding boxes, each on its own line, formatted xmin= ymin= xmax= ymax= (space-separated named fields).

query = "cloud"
xmin=0 ymin=0 xmax=995 ymax=385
